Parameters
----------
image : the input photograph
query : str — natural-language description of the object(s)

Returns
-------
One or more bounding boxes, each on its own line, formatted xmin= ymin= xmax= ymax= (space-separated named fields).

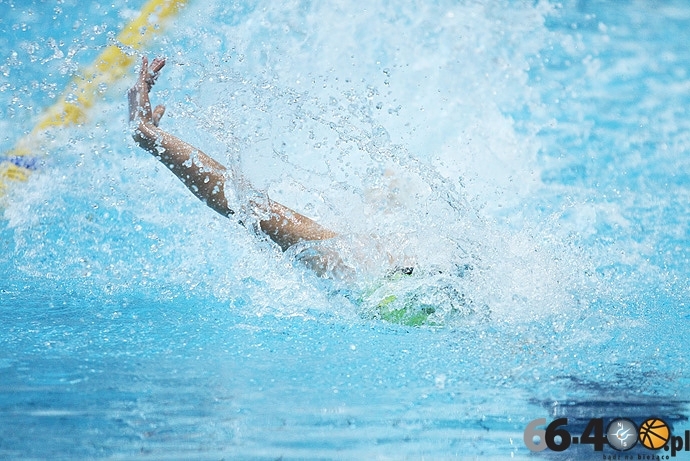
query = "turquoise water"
xmin=1 ymin=0 xmax=689 ymax=459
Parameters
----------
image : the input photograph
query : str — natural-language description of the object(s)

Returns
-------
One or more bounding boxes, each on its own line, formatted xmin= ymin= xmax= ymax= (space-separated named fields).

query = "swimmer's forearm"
xmin=135 ymin=123 xmax=234 ymax=218
xmin=135 ymin=123 xmax=337 ymax=250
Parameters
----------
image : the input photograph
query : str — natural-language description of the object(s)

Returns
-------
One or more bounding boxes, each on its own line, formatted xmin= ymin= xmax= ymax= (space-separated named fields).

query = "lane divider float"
xmin=0 ymin=0 xmax=188 ymax=204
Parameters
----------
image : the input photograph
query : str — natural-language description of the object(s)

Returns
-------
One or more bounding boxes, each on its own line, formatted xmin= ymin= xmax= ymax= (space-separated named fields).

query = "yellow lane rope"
xmin=0 ymin=0 xmax=188 ymax=202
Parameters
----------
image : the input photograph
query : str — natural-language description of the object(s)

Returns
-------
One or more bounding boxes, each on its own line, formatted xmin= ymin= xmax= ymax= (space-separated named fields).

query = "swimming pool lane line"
xmin=0 ymin=0 xmax=189 ymax=204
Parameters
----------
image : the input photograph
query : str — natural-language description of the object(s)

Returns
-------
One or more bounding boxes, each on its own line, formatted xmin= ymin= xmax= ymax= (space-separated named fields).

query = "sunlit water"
xmin=1 ymin=0 xmax=689 ymax=459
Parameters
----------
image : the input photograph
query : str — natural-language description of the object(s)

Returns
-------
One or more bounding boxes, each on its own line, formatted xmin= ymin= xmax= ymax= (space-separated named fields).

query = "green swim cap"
xmin=358 ymin=267 xmax=472 ymax=326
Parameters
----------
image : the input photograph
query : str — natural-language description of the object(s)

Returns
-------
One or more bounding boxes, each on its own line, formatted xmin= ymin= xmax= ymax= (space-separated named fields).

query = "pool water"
xmin=1 ymin=0 xmax=689 ymax=459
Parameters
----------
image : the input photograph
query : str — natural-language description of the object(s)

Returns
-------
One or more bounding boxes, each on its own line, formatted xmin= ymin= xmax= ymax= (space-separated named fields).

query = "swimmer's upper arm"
xmin=258 ymin=199 xmax=338 ymax=251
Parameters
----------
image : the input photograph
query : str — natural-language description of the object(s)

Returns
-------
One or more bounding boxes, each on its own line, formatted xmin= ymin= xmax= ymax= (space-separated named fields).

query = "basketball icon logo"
xmin=638 ymin=418 xmax=670 ymax=450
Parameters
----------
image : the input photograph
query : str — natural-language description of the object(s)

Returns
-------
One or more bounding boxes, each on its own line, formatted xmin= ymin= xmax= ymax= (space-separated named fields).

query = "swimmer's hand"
xmin=128 ymin=56 xmax=167 ymax=146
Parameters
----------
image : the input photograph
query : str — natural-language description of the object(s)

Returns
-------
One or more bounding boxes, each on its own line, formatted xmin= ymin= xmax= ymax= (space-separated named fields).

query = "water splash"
xmin=3 ymin=0 xmax=591 ymax=328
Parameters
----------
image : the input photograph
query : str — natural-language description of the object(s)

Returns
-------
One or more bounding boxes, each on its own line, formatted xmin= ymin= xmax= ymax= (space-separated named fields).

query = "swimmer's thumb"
xmin=152 ymin=105 xmax=166 ymax=127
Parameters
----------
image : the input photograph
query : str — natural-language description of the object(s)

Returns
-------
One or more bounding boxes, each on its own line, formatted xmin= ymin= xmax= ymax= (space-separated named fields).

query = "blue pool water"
xmin=2 ymin=0 xmax=690 ymax=459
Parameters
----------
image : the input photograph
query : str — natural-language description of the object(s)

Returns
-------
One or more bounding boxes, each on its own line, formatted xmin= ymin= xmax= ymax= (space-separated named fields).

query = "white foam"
xmin=3 ymin=0 xmax=589 ymax=325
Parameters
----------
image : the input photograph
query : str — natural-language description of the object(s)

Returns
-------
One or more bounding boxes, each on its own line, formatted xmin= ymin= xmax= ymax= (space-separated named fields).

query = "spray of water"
xmin=2 ymin=0 xmax=593 ymax=329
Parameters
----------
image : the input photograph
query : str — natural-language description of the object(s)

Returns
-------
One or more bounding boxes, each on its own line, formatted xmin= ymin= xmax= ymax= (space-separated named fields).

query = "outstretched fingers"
xmin=146 ymin=57 xmax=166 ymax=87
xmin=129 ymin=56 xmax=166 ymax=125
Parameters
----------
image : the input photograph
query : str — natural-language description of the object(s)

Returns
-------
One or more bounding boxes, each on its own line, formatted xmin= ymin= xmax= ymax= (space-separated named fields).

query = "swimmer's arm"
xmin=260 ymin=199 xmax=338 ymax=251
xmin=134 ymin=124 xmax=336 ymax=249
xmin=132 ymin=121 xmax=234 ymax=218
xmin=128 ymin=57 xmax=337 ymax=251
